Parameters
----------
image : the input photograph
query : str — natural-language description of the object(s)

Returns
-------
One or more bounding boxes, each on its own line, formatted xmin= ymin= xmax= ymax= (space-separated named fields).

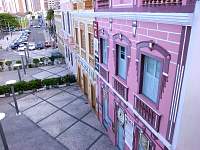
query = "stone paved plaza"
xmin=0 ymin=64 xmax=69 ymax=85
xmin=0 ymin=84 xmax=116 ymax=150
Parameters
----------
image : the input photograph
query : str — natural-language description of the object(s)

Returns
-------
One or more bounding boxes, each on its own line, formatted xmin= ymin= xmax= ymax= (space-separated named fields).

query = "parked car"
xmin=45 ymin=41 xmax=51 ymax=47
xmin=10 ymin=43 xmax=18 ymax=50
xmin=36 ymin=42 xmax=44 ymax=49
xmin=25 ymin=29 xmax=31 ymax=34
xmin=28 ymin=43 xmax=36 ymax=51
xmin=18 ymin=44 xmax=26 ymax=51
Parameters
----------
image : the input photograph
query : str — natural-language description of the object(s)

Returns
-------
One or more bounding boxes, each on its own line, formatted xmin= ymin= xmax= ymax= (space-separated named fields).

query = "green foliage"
xmin=46 ymin=9 xmax=54 ymax=21
xmin=16 ymin=60 xmax=22 ymax=64
xmin=0 ymin=61 xmax=4 ymax=70
xmin=27 ymin=79 xmax=42 ymax=90
xmin=33 ymin=58 xmax=40 ymax=67
xmin=14 ymin=81 xmax=26 ymax=92
xmin=5 ymin=61 xmax=12 ymax=66
xmin=40 ymin=57 xmax=46 ymax=62
xmin=0 ymin=75 xmax=76 ymax=95
xmin=0 ymin=13 xmax=20 ymax=29
xmin=0 ymin=85 xmax=10 ymax=95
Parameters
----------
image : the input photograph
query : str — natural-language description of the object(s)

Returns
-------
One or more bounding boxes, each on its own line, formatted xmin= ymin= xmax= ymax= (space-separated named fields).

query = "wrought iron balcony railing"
xmin=112 ymin=76 xmax=128 ymax=100
xmin=99 ymin=64 xmax=109 ymax=82
xmin=134 ymin=95 xmax=161 ymax=131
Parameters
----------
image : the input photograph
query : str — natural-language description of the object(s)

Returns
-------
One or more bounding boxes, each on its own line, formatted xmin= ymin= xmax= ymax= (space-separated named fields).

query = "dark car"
xmin=36 ymin=42 xmax=44 ymax=49
xmin=10 ymin=43 xmax=18 ymax=49
xmin=45 ymin=41 xmax=51 ymax=47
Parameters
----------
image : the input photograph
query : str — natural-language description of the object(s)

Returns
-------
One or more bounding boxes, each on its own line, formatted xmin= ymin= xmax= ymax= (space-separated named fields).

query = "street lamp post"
xmin=5 ymin=80 xmax=21 ymax=115
xmin=13 ymin=64 xmax=22 ymax=81
xmin=24 ymin=49 xmax=28 ymax=67
xmin=19 ymin=54 xmax=26 ymax=74
xmin=0 ymin=113 xmax=9 ymax=150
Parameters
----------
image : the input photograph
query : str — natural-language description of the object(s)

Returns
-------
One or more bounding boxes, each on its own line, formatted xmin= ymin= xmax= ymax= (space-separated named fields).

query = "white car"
xmin=18 ymin=44 xmax=26 ymax=51
xmin=28 ymin=43 xmax=36 ymax=51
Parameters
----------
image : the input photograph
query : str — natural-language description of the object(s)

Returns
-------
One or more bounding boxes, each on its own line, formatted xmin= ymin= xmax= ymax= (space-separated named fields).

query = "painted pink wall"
xmin=97 ymin=18 xmax=182 ymax=148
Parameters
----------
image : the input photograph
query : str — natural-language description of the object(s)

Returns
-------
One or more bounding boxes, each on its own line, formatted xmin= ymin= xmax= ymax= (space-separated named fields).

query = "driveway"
xmin=0 ymin=85 xmax=116 ymax=150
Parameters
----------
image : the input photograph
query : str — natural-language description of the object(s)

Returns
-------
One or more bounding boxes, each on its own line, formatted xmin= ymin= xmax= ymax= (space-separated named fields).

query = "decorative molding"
xmin=71 ymin=11 xmax=193 ymax=26
xmin=136 ymin=40 xmax=171 ymax=99
xmin=113 ymin=33 xmax=132 ymax=78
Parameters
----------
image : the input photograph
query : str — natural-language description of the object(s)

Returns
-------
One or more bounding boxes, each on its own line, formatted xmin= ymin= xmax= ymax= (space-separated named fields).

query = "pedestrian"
xmin=6 ymin=37 xmax=8 ymax=41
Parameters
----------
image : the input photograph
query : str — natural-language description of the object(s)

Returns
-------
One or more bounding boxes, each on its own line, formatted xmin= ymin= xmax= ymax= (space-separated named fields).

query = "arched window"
xmin=136 ymin=40 xmax=171 ymax=105
xmin=98 ymin=28 xmax=109 ymax=65
xmin=113 ymin=33 xmax=131 ymax=81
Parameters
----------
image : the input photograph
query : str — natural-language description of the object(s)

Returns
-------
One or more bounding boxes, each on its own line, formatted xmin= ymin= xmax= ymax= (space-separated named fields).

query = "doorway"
xmin=91 ymin=84 xmax=96 ymax=110
xmin=83 ymin=74 xmax=88 ymax=96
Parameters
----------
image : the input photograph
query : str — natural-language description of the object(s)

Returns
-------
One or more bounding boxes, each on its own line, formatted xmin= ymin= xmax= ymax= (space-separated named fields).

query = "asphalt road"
xmin=29 ymin=27 xmax=46 ymax=43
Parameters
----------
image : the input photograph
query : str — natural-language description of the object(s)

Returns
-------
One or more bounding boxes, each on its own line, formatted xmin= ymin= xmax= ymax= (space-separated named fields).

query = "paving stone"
xmin=62 ymin=98 xmax=91 ymax=119
xmin=64 ymin=85 xmax=83 ymax=97
xmin=1 ymin=106 xmax=67 ymax=150
xmin=38 ymin=110 xmax=77 ymax=137
xmin=57 ymin=70 xmax=69 ymax=77
xmin=23 ymin=101 xmax=57 ymax=123
xmin=46 ymin=74 xmax=60 ymax=79
xmin=35 ymin=88 xmax=62 ymax=100
xmin=57 ymin=121 xmax=101 ymax=150
xmin=39 ymin=65 xmax=55 ymax=71
xmin=47 ymin=92 xmax=77 ymax=108
xmin=82 ymin=111 xmax=106 ymax=133
xmin=11 ymin=94 xmax=42 ymax=111
xmin=32 ymin=71 xmax=53 ymax=79
xmin=48 ymin=67 xmax=66 ymax=74
xmin=89 ymin=135 xmax=116 ymax=150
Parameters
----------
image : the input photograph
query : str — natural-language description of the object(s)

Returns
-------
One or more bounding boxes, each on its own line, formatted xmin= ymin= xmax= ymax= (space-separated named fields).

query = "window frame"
xmin=139 ymin=52 xmax=164 ymax=105
xmin=136 ymin=40 xmax=171 ymax=109
xmin=80 ymin=29 xmax=86 ymax=50
xmin=113 ymin=33 xmax=131 ymax=82
xmin=101 ymin=84 xmax=111 ymax=129
xmin=75 ymin=27 xmax=79 ymax=45
xmin=98 ymin=28 xmax=109 ymax=67
xmin=88 ymin=32 xmax=94 ymax=55
xmin=116 ymin=44 xmax=127 ymax=80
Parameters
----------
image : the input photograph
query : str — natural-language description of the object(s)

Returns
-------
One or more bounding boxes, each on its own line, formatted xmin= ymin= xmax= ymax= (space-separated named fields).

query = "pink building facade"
xmin=94 ymin=1 xmax=196 ymax=150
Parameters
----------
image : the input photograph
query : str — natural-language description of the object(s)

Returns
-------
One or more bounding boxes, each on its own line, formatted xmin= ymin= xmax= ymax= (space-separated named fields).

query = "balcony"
xmin=112 ymin=76 xmax=128 ymax=100
xmin=89 ymin=56 xmax=95 ymax=67
xmin=134 ymin=95 xmax=161 ymax=131
xmin=81 ymin=50 xmax=86 ymax=59
xmin=95 ymin=0 xmax=195 ymax=13
xmin=96 ymin=0 xmax=109 ymax=9
xmin=142 ymin=0 xmax=182 ymax=6
xmin=99 ymin=64 xmax=109 ymax=82
xmin=84 ymin=0 xmax=93 ymax=9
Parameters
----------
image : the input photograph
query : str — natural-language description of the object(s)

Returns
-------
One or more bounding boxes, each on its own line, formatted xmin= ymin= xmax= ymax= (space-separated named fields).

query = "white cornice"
xmin=70 ymin=11 xmax=193 ymax=26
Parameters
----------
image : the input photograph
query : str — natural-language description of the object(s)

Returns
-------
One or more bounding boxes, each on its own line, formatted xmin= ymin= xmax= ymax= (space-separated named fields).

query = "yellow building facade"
xmin=72 ymin=12 xmax=96 ymax=111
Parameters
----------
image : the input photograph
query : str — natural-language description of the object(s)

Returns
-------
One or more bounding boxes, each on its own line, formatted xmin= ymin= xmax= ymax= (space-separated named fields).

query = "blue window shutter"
xmin=117 ymin=45 xmax=126 ymax=79
xmin=142 ymin=56 xmax=161 ymax=103
xmin=103 ymin=39 xmax=107 ymax=64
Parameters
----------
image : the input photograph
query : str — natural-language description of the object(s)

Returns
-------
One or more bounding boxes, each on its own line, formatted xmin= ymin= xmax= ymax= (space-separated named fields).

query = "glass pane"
xmin=146 ymin=57 xmax=155 ymax=75
xmin=117 ymin=45 xmax=126 ymax=79
xmin=121 ymin=46 xmax=125 ymax=59
xmin=155 ymin=61 xmax=161 ymax=78
xmin=139 ymin=134 xmax=149 ymax=150
xmin=142 ymin=56 xmax=161 ymax=103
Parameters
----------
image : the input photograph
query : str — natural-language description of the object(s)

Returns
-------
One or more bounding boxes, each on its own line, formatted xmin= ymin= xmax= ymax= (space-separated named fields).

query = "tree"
xmin=0 ymin=13 xmax=20 ymax=30
xmin=46 ymin=9 xmax=54 ymax=22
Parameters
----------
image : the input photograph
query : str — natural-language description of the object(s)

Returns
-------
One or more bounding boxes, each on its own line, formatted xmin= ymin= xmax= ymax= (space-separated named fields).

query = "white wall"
xmin=172 ymin=1 xmax=200 ymax=150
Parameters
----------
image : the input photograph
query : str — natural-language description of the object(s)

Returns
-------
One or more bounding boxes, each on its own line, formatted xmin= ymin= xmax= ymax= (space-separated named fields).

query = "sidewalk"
xmin=0 ymin=32 xmax=22 ymax=50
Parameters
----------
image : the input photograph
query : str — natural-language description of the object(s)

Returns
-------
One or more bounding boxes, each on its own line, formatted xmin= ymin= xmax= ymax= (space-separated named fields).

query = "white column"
xmin=172 ymin=2 xmax=200 ymax=150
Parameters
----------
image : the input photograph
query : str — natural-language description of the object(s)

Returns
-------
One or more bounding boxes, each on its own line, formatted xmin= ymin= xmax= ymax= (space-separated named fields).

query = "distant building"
xmin=48 ymin=0 xmax=60 ymax=10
